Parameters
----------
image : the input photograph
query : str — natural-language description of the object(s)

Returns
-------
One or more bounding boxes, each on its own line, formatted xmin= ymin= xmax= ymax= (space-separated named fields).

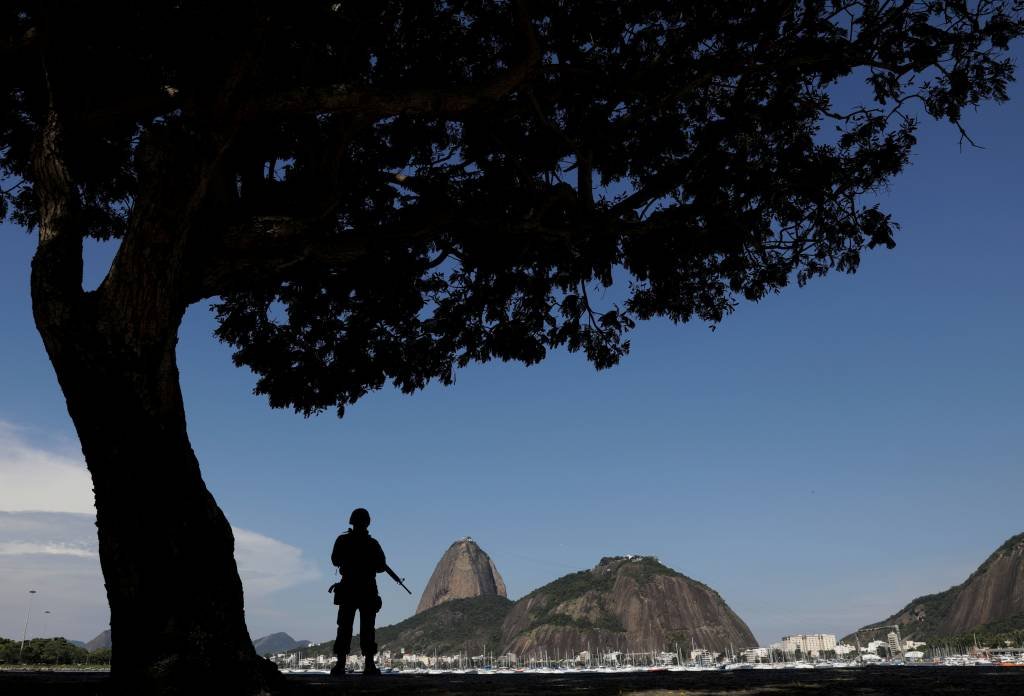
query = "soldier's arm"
xmin=374 ymin=539 xmax=386 ymax=573
xmin=330 ymin=535 xmax=345 ymax=568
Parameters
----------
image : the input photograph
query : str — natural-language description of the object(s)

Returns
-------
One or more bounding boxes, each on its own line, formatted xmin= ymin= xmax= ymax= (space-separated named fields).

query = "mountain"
xmin=252 ymin=632 xmax=311 ymax=656
xmin=364 ymin=595 xmax=514 ymax=655
xmin=85 ymin=630 xmax=111 ymax=652
xmin=500 ymin=555 xmax=756 ymax=656
xmin=318 ymin=554 xmax=755 ymax=660
xmin=416 ymin=537 xmax=507 ymax=614
xmin=847 ymin=532 xmax=1024 ymax=643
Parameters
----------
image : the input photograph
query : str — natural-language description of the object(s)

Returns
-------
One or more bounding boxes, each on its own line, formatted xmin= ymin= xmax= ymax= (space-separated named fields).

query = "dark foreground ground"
xmin=2 ymin=667 xmax=1024 ymax=695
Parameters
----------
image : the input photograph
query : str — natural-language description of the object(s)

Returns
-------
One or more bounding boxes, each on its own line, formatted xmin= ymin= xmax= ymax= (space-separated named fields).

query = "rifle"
xmin=384 ymin=564 xmax=412 ymax=595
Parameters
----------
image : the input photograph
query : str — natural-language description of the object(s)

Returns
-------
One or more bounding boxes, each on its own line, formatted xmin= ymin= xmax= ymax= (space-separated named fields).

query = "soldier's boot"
xmin=330 ymin=660 xmax=346 ymax=678
xmin=363 ymin=656 xmax=381 ymax=676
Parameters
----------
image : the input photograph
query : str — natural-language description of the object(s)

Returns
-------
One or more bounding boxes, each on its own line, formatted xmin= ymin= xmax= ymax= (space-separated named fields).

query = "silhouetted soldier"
xmin=330 ymin=507 xmax=386 ymax=677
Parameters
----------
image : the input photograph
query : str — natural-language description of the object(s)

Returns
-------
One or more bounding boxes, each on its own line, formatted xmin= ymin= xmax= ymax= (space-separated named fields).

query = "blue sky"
xmin=1 ymin=71 xmax=1022 ymax=647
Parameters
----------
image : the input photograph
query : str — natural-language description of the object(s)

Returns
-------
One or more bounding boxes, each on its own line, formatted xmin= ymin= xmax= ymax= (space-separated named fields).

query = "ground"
xmin=1 ymin=667 xmax=1023 ymax=695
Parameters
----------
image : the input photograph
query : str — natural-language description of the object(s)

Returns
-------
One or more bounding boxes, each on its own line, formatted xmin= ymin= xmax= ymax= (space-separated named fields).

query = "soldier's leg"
xmin=358 ymin=596 xmax=381 ymax=657
xmin=334 ymin=603 xmax=357 ymax=656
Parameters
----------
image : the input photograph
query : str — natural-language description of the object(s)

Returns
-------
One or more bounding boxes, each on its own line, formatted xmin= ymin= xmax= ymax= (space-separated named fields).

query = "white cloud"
xmin=0 ymin=423 xmax=322 ymax=640
xmin=233 ymin=527 xmax=320 ymax=597
xmin=0 ymin=541 xmax=97 ymax=557
xmin=0 ymin=510 xmax=97 ymax=545
xmin=0 ymin=512 xmax=106 ymax=641
xmin=0 ymin=422 xmax=95 ymax=514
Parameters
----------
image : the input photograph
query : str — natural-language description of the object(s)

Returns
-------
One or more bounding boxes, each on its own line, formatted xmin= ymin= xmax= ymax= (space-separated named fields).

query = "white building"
xmin=400 ymin=653 xmax=429 ymax=667
xmin=690 ymin=649 xmax=718 ymax=667
xmin=887 ymin=632 xmax=902 ymax=656
xmin=603 ymin=651 xmax=623 ymax=665
xmin=741 ymin=647 xmax=769 ymax=662
xmin=656 ymin=651 xmax=677 ymax=666
xmin=774 ymin=634 xmax=837 ymax=657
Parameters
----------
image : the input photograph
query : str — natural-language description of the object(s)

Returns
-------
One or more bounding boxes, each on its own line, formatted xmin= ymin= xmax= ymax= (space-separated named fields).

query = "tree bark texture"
xmin=25 ymin=105 xmax=282 ymax=693
xmin=29 ymin=117 xmax=280 ymax=690
xmin=30 ymin=274 xmax=280 ymax=694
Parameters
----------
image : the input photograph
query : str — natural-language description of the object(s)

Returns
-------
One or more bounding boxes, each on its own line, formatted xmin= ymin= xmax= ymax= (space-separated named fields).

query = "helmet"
xmin=349 ymin=508 xmax=371 ymax=527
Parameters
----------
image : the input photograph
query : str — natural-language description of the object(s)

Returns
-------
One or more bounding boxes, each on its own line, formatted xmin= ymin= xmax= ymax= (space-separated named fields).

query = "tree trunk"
xmin=30 ymin=266 xmax=281 ymax=694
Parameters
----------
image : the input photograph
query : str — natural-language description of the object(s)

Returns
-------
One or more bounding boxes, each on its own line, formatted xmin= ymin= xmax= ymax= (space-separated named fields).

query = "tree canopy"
xmin=0 ymin=637 xmax=101 ymax=665
xmin=2 ymin=1 xmax=1021 ymax=416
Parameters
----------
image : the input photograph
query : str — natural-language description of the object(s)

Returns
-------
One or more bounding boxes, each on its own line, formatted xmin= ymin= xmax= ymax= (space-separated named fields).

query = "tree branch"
xmin=0 ymin=25 xmax=37 ymax=56
xmin=253 ymin=3 xmax=540 ymax=118
xmin=30 ymin=108 xmax=84 ymax=315
xmin=193 ymin=214 xmax=442 ymax=300
xmin=195 ymin=182 xmax=579 ymax=301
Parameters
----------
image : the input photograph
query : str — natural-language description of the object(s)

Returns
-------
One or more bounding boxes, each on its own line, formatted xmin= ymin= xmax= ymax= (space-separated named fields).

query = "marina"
xmin=5 ymin=665 xmax=1024 ymax=696
xmin=276 ymin=648 xmax=1024 ymax=676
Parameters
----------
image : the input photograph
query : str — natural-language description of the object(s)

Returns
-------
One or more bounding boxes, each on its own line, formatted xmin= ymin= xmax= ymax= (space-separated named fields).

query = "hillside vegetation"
xmin=343 ymin=595 xmax=514 ymax=656
xmin=848 ymin=533 xmax=1024 ymax=643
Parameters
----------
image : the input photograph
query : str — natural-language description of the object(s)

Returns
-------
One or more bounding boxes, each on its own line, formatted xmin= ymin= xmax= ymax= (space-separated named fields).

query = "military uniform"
xmin=331 ymin=528 xmax=386 ymax=658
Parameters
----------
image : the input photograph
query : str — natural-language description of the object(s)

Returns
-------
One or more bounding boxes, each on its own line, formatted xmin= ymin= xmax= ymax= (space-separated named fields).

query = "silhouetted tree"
xmin=1 ymin=2 xmax=1021 ymax=693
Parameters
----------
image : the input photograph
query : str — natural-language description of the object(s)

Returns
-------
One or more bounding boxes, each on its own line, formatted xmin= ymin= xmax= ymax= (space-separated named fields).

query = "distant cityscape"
xmin=265 ymin=628 xmax=1021 ymax=674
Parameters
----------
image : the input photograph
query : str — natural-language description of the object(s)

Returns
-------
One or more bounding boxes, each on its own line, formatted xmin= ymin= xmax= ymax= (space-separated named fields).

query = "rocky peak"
xmin=987 ymin=532 xmax=1024 ymax=562
xmin=501 ymin=556 xmax=755 ymax=655
xmin=85 ymin=629 xmax=111 ymax=652
xmin=595 ymin=555 xmax=657 ymax=570
xmin=848 ymin=531 xmax=1024 ymax=641
xmin=416 ymin=537 xmax=507 ymax=614
xmin=252 ymin=632 xmax=310 ymax=656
